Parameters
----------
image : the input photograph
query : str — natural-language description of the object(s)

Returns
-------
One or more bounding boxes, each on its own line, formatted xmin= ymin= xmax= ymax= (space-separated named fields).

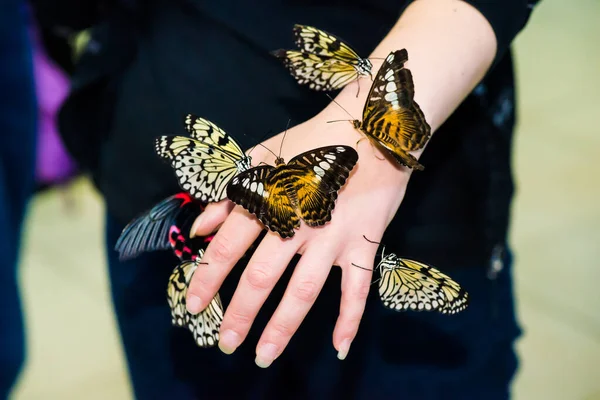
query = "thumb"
xmin=190 ymin=200 xmax=234 ymax=238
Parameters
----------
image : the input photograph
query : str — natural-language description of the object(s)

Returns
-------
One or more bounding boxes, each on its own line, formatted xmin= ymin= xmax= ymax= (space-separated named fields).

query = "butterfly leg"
xmin=355 ymin=79 xmax=361 ymax=98
xmin=351 ymin=263 xmax=380 ymax=286
xmin=369 ymin=141 xmax=386 ymax=161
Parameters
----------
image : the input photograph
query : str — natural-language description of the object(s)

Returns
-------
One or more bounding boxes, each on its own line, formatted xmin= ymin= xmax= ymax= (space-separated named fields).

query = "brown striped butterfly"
xmin=226 ymin=145 xmax=358 ymax=238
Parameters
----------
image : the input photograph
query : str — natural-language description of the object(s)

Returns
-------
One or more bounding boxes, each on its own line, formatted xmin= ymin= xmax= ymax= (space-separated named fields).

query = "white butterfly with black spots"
xmin=155 ymin=115 xmax=252 ymax=203
xmin=167 ymin=249 xmax=224 ymax=348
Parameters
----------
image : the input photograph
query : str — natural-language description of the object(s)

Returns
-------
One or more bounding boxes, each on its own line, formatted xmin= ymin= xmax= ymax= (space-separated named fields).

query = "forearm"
xmin=325 ymin=0 xmax=497 ymax=134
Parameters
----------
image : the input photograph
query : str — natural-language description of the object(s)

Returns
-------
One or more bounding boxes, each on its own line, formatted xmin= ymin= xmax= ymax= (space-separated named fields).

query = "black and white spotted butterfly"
xmin=155 ymin=115 xmax=252 ymax=203
xmin=167 ymin=249 xmax=224 ymax=348
xmin=353 ymin=237 xmax=468 ymax=314
xmin=272 ymin=24 xmax=373 ymax=91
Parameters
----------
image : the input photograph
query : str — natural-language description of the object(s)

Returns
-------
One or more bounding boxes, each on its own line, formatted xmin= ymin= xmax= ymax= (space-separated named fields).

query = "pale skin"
xmin=186 ymin=0 xmax=497 ymax=367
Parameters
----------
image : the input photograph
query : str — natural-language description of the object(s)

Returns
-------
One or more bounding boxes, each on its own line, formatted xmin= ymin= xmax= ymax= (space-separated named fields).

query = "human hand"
xmin=185 ymin=86 xmax=414 ymax=367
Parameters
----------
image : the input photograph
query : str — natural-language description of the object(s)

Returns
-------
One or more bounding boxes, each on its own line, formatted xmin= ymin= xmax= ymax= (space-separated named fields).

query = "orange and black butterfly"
xmin=272 ymin=24 xmax=372 ymax=91
xmin=226 ymin=146 xmax=358 ymax=238
xmin=352 ymin=49 xmax=431 ymax=170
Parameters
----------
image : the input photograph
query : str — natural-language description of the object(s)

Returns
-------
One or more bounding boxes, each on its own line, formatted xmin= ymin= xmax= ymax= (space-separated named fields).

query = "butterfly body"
xmin=377 ymin=251 xmax=468 ymax=315
xmin=227 ymin=146 xmax=358 ymax=238
xmin=355 ymin=49 xmax=431 ymax=170
xmin=273 ymin=24 xmax=372 ymax=91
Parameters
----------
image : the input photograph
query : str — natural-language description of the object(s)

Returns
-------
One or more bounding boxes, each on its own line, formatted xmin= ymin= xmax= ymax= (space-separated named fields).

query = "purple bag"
xmin=30 ymin=23 xmax=78 ymax=186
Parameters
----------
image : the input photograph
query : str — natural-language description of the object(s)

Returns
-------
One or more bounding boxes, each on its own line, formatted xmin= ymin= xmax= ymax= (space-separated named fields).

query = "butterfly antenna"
xmin=362 ymin=235 xmax=383 ymax=246
xmin=325 ymin=94 xmax=356 ymax=122
xmin=278 ymin=119 xmax=292 ymax=158
xmin=257 ymin=143 xmax=279 ymax=159
xmin=247 ymin=129 xmax=280 ymax=162
xmin=351 ymin=262 xmax=373 ymax=272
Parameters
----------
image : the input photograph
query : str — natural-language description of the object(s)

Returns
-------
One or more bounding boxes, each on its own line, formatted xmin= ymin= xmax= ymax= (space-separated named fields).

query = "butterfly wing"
xmin=184 ymin=115 xmax=249 ymax=165
xmin=170 ymin=145 xmax=243 ymax=202
xmin=414 ymin=261 xmax=469 ymax=314
xmin=272 ymin=50 xmax=359 ymax=91
xmin=167 ymin=253 xmax=224 ymax=348
xmin=115 ymin=193 xmax=199 ymax=261
xmin=167 ymin=259 xmax=195 ymax=327
xmin=361 ymin=49 xmax=431 ymax=170
xmin=188 ymin=292 xmax=224 ymax=348
xmin=168 ymin=207 xmax=214 ymax=261
xmin=155 ymin=135 xmax=202 ymax=162
xmin=157 ymin=117 xmax=250 ymax=202
xmin=293 ymin=24 xmax=362 ymax=65
xmin=286 ymin=146 xmax=358 ymax=226
xmin=378 ymin=255 xmax=452 ymax=313
xmin=227 ymin=165 xmax=300 ymax=238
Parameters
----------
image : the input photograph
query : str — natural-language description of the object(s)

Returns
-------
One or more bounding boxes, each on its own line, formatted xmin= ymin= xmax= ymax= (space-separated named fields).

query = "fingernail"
xmin=189 ymin=215 xmax=204 ymax=238
xmin=337 ymin=339 xmax=352 ymax=361
xmin=219 ymin=330 xmax=241 ymax=355
xmin=255 ymin=343 xmax=278 ymax=368
xmin=186 ymin=294 xmax=203 ymax=314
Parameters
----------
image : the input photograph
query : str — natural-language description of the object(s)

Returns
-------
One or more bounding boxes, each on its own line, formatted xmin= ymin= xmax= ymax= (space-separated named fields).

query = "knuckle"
xmin=245 ymin=263 xmax=276 ymax=290
xmin=340 ymin=310 xmax=364 ymax=328
xmin=189 ymin=272 xmax=211 ymax=293
xmin=207 ymin=234 xmax=234 ymax=264
xmin=352 ymin=280 xmax=371 ymax=301
xmin=188 ymin=280 xmax=215 ymax=305
xmin=270 ymin=321 xmax=294 ymax=338
xmin=228 ymin=310 xmax=253 ymax=326
xmin=292 ymin=279 xmax=319 ymax=303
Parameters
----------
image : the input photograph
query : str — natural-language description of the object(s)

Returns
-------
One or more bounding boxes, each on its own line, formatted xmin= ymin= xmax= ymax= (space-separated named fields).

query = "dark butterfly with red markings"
xmin=114 ymin=192 xmax=223 ymax=347
xmin=226 ymin=145 xmax=358 ymax=238
xmin=114 ymin=192 xmax=212 ymax=261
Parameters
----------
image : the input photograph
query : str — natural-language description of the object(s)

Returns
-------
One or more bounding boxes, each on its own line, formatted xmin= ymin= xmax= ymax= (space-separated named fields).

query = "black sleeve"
xmin=30 ymin=0 xmax=118 ymax=32
xmin=463 ymin=0 xmax=540 ymax=63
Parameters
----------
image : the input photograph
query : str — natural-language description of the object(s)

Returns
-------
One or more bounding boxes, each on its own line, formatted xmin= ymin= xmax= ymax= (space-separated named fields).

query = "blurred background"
xmin=5 ymin=0 xmax=600 ymax=398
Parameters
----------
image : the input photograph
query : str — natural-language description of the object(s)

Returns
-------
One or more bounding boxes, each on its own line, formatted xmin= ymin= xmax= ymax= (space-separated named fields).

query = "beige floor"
xmin=9 ymin=0 xmax=600 ymax=399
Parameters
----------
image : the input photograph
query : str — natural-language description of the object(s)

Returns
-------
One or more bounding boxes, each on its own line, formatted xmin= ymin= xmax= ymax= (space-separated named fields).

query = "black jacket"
xmin=51 ymin=0 xmax=538 ymax=268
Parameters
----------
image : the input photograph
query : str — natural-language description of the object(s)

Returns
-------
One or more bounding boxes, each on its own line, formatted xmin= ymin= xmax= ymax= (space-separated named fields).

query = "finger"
xmin=186 ymin=205 xmax=263 ymax=313
xmin=218 ymin=233 xmax=300 ymax=355
xmin=254 ymin=243 xmax=337 ymax=368
xmin=332 ymin=254 xmax=374 ymax=361
xmin=190 ymin=200 xmax=234 ymax=238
